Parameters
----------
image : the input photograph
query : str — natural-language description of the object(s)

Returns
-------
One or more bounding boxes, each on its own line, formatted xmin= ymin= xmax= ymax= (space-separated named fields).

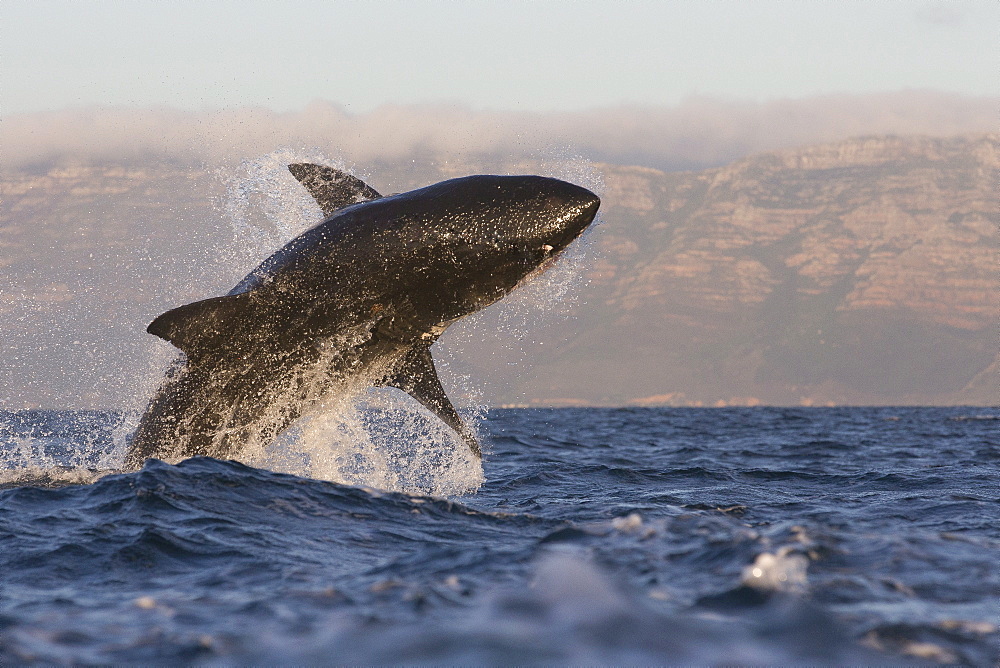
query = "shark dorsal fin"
xmin=147 ymin=293 xmax=252 ymax=359
xmin=383 ymin=344 xmax=482 ymax=458
xmin=288 ymin=163 xmax=382 ymax=217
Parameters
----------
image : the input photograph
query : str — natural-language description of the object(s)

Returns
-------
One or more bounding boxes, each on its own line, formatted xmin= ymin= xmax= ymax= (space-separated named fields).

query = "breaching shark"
xmin=125 ymin=164 xmax=600 ymax=469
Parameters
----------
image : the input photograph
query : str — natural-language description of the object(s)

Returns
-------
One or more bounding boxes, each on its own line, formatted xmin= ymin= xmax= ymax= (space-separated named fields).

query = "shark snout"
xmin=577 ymin=188 xmax=600 ymax=223
xmin=545 ymin=181 xmax=600 ymax=249
xmin=548 ymin=181 xmax=599 ymax=212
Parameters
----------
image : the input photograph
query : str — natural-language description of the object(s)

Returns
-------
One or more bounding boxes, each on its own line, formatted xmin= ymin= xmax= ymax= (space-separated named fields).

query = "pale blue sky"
xmin=2 ymin=0 xmax=997 ymax=114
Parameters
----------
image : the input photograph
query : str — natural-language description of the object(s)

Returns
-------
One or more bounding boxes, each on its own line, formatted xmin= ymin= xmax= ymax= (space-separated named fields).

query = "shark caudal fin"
xmin=383 ymin=344 xmax=483 ymax=459
xmin=288 ymin=164 xmax=382 ymax=217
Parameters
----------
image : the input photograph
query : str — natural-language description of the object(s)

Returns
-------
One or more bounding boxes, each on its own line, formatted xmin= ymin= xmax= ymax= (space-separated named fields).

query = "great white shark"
xmin=125 ymin=164 xmax=600 ymax=469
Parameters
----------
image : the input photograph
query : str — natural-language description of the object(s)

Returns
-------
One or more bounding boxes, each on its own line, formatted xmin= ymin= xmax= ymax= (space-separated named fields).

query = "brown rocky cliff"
xmin=1 ymin=134 xmax=997 ymax=407
xmin=514 ymin=134 xmax=998 ymax=405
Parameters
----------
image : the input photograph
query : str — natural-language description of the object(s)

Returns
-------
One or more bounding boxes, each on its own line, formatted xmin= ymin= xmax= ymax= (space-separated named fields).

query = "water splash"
xmin=253 ymin=387 xmax=484 ymax=496
xmin=217 ymin=148 xmax=338 ymax=273
xmin=0 ymin=409 xmax=124 ymax=487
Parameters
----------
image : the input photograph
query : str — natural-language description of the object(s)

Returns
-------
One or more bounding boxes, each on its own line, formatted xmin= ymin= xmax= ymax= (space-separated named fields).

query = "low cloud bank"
xmin=3 ymin=91 xmax=995 ymax=172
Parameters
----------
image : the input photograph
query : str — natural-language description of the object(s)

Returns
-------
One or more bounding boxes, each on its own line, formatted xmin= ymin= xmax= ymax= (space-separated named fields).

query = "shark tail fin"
xmin=383 ymin=344 xmax=483 ymax=459
xmin=288 ymin=164 xmax=382 ymax=217
xmin=147 ymin=293 xmax=253 ymax=360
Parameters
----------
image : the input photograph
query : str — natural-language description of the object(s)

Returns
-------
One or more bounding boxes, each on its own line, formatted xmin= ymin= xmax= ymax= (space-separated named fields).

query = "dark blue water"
xmin=1 ymin=407 xmax=997 ymax=664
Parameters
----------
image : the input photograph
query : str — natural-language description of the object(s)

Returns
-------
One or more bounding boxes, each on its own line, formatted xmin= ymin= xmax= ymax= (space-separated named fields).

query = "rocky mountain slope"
xmin=545 ymin=134 xmax=998 ymax=405
xmin=1 ymin=134 xmax=996 ymax=407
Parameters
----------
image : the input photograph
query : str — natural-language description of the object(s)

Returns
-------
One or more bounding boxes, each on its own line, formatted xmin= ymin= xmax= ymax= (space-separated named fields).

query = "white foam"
xmin=0 ymin=465 xmax=113 ymax=489
xmin=741 ymin=547 xmax=810 ymax=593
xmin=260 ymin=387 xmax=485 ymax=496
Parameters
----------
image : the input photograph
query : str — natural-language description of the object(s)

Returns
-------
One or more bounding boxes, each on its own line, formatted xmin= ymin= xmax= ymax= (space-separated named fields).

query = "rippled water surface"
xmin=1 ymin=406 xmax=997 ymax=664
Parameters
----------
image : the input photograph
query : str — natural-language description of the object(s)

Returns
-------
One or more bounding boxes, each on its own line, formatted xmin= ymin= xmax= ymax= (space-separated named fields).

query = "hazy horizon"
xmin=3 ymin=91 xmax=996 ymax=175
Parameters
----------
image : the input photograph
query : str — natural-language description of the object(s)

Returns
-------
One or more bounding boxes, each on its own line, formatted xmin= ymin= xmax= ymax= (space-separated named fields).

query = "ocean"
xmin=0 ymin=405 xmax=997 ymax=664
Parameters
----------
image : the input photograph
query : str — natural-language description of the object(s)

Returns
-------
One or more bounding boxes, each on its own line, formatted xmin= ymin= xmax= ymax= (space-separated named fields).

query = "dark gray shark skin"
xmin=125 ymin=165 xmax=599 ymax=468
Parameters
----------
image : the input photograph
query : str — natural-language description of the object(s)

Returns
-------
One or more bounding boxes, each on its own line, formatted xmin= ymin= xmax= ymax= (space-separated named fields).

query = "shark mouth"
xmin=517 ymin=245 xmax=567 ymax=289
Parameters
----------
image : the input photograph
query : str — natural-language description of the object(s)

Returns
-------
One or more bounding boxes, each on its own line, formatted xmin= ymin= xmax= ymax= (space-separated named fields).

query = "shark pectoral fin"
xmin=288 ymin=163 xmax=382 ymax=217
xmin=147 ymin=293 xmax=252 ymax=359
xmin=384 ymin=345 xmax=483 ymax=459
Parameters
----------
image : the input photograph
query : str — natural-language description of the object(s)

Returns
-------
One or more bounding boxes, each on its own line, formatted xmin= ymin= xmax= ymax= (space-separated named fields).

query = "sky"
xmin=2 ymin=0 xmax=998 ymax=115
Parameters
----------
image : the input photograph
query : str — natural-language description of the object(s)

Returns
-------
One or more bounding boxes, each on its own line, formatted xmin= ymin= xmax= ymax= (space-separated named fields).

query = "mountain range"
xmin=1 ymin=133 xmax=996 ymax=407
